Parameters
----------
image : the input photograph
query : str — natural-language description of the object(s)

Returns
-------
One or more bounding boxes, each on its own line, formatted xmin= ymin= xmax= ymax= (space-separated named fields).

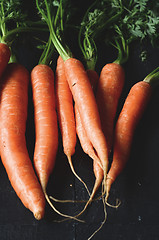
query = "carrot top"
xmin=36 ymin=0 xmax=73 ymax=61
xmin=144 ymin=66 xmax=159 ymax=87
xmin=0 ymin=0 xmax=48 ymax=63
xmin=78 ymin=0 xmax=123 ymax=70
xmin=110 ymin=0 xmax=159 ymax=65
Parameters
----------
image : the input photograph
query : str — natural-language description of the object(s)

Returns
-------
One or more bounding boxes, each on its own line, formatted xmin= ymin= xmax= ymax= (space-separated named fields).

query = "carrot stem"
xmin=144 ymin=66 xmax=159 ymax=86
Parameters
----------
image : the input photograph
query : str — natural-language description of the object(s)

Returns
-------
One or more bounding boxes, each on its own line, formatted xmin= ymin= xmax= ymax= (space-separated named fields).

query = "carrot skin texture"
xmin=64 ymin=58 xmax=108 ymax=172
xmin=107 ymin=81 xmax=152 ymax=194
xmin=96 ymin=63 xmax=125 ymax=154
xmin=0 ymin=43 xmax=11 ymax=77
xmin=31 ymin=64 xmax=58 ymax=191
xmin=55 ymin=56 xmax=76 ymax=157
xmin=0 ymin=63 xmax=45 ymax=220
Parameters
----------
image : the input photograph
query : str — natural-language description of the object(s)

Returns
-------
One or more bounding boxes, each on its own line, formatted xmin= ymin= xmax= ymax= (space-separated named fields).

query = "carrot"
xmin=0 ymin=43 xmax=11 ymax=77
xmin=31 ymin=64 xmax=58 ymax=193
xmin=55 ymin=56 xmax=90 ymax=194
xmin=96 ymin=63 xmax=125 ymax=154
xmin=0 ymin=63 xmax=45 ymax=220
xmin=106 ymin=79 xmax=153 ymax=198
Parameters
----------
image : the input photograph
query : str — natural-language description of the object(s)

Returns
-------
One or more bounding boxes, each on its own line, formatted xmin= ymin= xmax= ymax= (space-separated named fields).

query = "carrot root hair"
xmin=67 ymin=155 xmax=90 ymax=196
xmin=43 ymin=188 xmax=84 ymax=223
xmin=87 ymin=181 xmax=107 ymax=240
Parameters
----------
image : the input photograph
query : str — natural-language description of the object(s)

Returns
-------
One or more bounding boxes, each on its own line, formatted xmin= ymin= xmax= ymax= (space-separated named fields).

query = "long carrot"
xmin=55 ymin=56 xmax=90 ymax=194
xmin=106 ymin=66 xmax=159 ymax=198
xmin=0 ymin=63 xmax=45 ymax=220
xmin=31 ymin=64 xmax=58 ymax=194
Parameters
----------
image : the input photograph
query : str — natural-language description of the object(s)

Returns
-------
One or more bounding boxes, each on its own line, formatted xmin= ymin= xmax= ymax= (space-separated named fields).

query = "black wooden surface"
xmin=0 ymin=1 xmax=159 ymax=240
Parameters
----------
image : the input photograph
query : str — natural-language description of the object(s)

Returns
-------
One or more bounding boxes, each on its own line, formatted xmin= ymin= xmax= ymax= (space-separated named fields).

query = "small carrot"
xmin=0 ymin=63 xmax=45 ymax=220
xmin=96 ymin=62 xmax=125 ymax=154
xmin=55 ymin=56 xmax=90 ymax=194
xmin=106 ymin=66 xmax=159 ymax=198
xmin=55 ymin=56 xmax=76 ymax=160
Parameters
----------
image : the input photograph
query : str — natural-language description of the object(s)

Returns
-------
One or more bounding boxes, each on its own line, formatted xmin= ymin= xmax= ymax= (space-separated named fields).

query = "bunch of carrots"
xmin=0 ymin=0 xmax=159 ymax=238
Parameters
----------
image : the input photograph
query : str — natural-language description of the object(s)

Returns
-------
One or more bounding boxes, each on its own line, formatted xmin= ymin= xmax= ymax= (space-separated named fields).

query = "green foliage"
xmin=103 ymin=0 xmax=159 ymax=64
xmin=36 ymin=0 xmax=76 ymax=60
xmin=0 ymin=0 xmax=27 ymax=42
xmin=121 ymin=0 xmax=159 ymax=43
xmin=79 ymin=0 xmax=123 ymax=69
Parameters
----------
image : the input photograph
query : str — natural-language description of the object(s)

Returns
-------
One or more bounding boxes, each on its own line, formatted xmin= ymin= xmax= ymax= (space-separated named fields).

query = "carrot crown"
xmin=144 ymin=66 xmax=159 ymax=87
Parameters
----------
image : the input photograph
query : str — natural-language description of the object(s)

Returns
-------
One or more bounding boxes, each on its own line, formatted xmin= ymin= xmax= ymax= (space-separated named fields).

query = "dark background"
xmin=0 ymin=1 xmax=159 ymax=240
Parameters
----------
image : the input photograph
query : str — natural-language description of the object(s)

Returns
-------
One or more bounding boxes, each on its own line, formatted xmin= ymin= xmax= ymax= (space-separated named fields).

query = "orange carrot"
xmin=31 ymin=64 xmax=58 ymax=193
xmin=55 ymin=56 xmax=90 ymax=194
xmin=0 ymin=43 xmax=11 ymax=76
xmin=55 ymin=56 xmax=76 ymax=159
xmin=106 ymin=80 xmax=152 ymax=198
xmin=64 ymin=58 xmax=109 ymax=187
xmin=96 ymin=63 xmax=125 ymax=154
xmin=0 ymin=63 xmax=45 ymax=220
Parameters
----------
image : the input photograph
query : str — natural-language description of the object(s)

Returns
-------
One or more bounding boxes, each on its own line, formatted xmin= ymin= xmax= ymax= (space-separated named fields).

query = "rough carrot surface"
xmin=31 ymin=64 xmax=58 ymax=191
xmin=107 ymin=81 xmax=152 ymax=195
xmin=96 ymin=63 xmax=125 ymax=154
xmin=0 ymin=63 xmax=45 ymax=220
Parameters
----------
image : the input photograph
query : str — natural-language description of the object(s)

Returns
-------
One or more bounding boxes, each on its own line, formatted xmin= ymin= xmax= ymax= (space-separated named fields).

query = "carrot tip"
xmin=34 ymin=211 xmax=44 ymax=220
